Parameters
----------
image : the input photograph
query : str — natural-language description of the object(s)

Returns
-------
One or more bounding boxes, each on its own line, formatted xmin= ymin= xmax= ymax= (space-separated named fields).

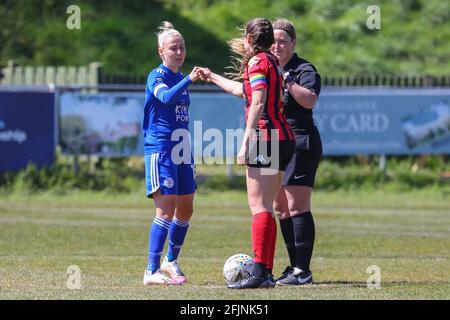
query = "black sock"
xmin=279 ymin=217 xmax=296 ymax=267
xmin=252 ymin=262 xmax=267 ymax=278
xmin=292 ymin=211 xmax=315 ymax=273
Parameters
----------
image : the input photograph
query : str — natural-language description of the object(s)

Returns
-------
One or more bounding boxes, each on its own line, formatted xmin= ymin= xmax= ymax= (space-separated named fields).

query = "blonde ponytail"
xmin=156 ymin=21 xmax=183 ymax=48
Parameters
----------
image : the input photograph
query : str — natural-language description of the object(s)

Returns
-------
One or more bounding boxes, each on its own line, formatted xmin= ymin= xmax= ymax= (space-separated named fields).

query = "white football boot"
xmin=143 ymin=269 xmax=180 ymax=286
xmin=161 ymin=256 xmax=187 ymax=284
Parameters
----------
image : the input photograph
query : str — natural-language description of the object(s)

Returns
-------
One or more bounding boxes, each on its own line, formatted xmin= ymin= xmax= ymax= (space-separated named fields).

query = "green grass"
xmin=0 ymin=189 xmax=449 ymax=300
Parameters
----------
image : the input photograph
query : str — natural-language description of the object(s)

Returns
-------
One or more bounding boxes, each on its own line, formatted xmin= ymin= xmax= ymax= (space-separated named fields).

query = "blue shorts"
xmin=145 ymin=152 xmax=196 ymax=198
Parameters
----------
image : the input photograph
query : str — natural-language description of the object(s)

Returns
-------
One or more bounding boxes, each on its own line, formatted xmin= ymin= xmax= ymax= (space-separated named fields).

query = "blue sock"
xmin=147 ymin=216 xmax=171 ymax=272
xmin=167 ymin=218 xmax=190 ymax=262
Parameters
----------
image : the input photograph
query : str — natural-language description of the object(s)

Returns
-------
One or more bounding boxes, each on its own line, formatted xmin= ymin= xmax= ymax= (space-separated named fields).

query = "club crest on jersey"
xmin=163 ymin=177 xmax=174 ymax=189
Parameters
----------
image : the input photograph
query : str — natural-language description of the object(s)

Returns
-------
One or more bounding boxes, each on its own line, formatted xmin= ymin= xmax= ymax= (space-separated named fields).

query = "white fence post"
xmin=3 ymin=60 xmax=15 ymax=84
xmin=14 ymin=66 xmax=23 ymax=84
xmin=88 ymin=62 xmax=101 ymax=93
xmin=24 ymin=66 xmax=34 ymax=85
xmin=0 ymin=61 xmax=101 ymax=88
xmin=56 ymin=66 xmax=66 ymax=85
xmin=35 ymin=66 xmax=45 ymax=84
xmin=45 ymin=66 xmax=55 ymax=85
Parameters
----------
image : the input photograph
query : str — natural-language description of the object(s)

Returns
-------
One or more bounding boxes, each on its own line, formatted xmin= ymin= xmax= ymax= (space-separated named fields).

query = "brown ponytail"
xmin=226 ymin=18 xmax=274 ymax=80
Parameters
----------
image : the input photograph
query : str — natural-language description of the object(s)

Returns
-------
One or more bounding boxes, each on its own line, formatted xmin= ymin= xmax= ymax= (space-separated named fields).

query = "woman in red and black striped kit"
xmin=198 ymin=17 xmax=294 ymax=289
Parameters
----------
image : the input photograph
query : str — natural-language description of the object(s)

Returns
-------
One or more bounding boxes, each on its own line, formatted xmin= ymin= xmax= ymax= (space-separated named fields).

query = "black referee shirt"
xmin=283 ymin=53 xmax=321 ymax=130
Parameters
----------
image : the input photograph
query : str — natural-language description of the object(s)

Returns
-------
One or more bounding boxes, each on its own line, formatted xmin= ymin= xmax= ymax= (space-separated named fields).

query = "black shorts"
xmin=283 ymin=126 xmax=322 ymax=188
xmin=246 ymin=136 xmax=294 ymax=171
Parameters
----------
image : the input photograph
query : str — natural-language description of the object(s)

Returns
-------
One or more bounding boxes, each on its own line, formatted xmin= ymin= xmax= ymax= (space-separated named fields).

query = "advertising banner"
xmin=315 ymin=89 xmax=450 ymax=155
xmin=59 ymin=89 xmax=450 ymax=158
xmin=0 ymin=91 xmax=55 ymax=171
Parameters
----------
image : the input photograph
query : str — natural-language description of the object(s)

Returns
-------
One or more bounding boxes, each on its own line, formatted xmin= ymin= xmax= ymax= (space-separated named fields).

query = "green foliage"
xmin=198 ymin=174 xmax=246 ymax=193
xmin=0 ymin=157 xmax=144 ymax=194
xmin=0 ymin=156 xmax=448 ymax=194
xmin=0 ymin=0 xmax=229 ymax=75
xmin=315 ymin=157 xmax=446 ymax=191
xmin=1 ymin=0 xmax=449 ymax=76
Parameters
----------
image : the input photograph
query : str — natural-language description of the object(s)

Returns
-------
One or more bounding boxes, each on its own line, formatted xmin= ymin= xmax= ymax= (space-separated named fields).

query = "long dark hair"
xmin=226 ymin=17 xmax=274 ymax=80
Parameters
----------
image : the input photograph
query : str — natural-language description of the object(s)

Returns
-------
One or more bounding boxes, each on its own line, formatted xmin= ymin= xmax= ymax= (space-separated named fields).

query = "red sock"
xmin=266 ymin=217 xmax=277 ymax=270
xmin=251 ymin=212 xmax=273 ymax=266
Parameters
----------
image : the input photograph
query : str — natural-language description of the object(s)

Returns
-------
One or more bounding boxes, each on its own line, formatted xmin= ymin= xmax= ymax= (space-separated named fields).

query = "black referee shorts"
xmin=246 ymin=136 xmax=294 ymax=171
xmin=283 ymin=126 xmax=323 ymax=188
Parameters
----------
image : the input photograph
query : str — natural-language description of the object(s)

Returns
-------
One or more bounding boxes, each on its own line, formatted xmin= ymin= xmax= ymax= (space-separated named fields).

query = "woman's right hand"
xmin=196 ymin=67 xmax=212 ymax=82
xmin=237 ymin=144 xmax=247 ymax=166
xmin=189 ymin=67 xmax=201 ymax=82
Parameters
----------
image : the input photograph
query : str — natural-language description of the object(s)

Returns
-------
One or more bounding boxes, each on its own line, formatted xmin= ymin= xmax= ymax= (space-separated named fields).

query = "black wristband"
xmin=284 ymin=72 xmax=295 ymax=84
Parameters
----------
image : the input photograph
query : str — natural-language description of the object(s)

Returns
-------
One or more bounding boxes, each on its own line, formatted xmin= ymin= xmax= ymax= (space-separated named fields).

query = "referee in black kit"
xmin=270 ymin=18 xmax=322 ymax=285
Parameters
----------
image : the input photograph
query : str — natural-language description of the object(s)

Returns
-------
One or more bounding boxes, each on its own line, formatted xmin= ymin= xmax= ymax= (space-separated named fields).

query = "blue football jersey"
xmin=143 ymin=64 xmax=191 ymax=154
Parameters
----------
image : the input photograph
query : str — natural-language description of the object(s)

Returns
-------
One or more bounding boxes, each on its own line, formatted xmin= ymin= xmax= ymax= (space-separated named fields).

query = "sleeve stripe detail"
xmin=153 ymin=83 xmax=168 ymax=97
xmin=250 ymin=80 xmax=266 ymax=88
xmin=249 ymin=74 xmax=266 ymax=83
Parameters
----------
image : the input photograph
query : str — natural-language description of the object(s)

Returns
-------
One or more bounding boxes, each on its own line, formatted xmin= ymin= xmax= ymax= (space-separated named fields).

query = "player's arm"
xmin=285 ymin=81 xmax=317 ymax=109
xmin=152 ymin=77 xmax=191 ymax=105
xmin=285 ymin=71 xmax=319 ymax=109
xmin=197 ymin=67 xmax=243 ymax=97
xmin=244 ymin=89 xmax=266 ymax=137
xmin=210 ymin=73 xmax=243 ymax=97
xmin=152 ymin=67 xmax=199 ymax=105
xmin=237 ymin=89 xmax=266 ymax=165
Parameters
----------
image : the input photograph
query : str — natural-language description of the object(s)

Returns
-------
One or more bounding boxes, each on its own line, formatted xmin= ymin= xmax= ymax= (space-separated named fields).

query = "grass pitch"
xmin=0 ymin=188 xmax=449 ymax=300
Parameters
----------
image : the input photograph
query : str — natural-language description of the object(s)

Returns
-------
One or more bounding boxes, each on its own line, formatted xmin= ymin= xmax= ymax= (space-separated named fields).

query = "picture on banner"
xmin=401 ymin=101 xmax=450 ymax=149
xmin=59 ymin=93 xmax=144 ymax=156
